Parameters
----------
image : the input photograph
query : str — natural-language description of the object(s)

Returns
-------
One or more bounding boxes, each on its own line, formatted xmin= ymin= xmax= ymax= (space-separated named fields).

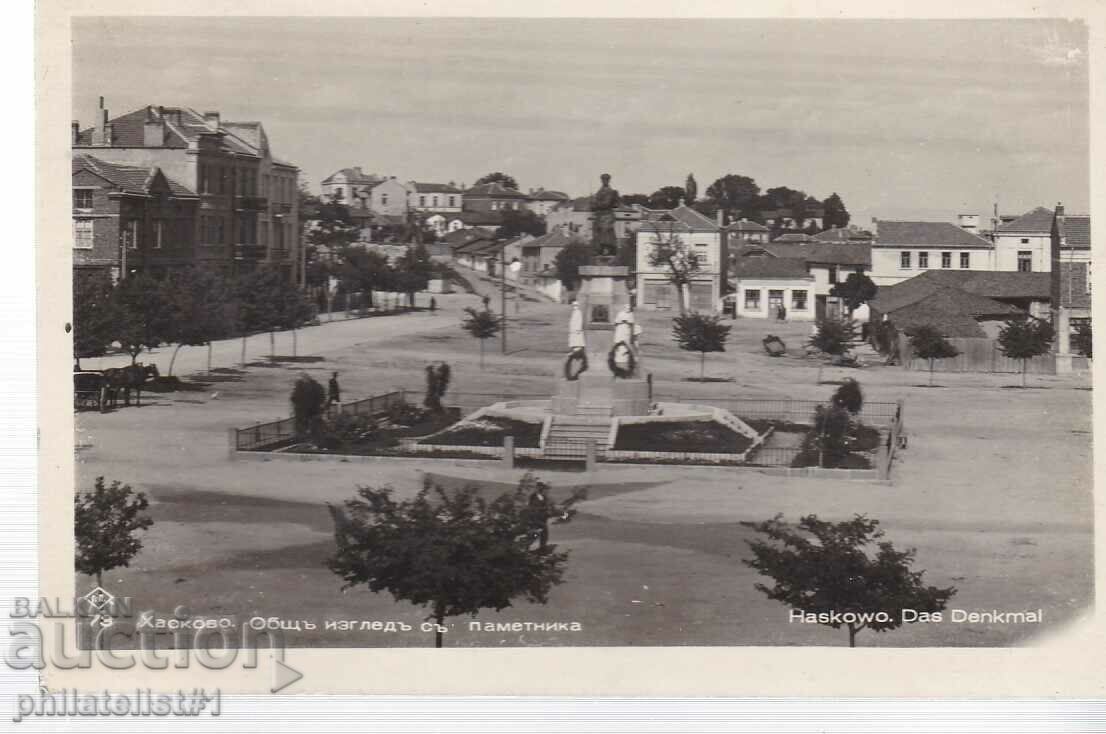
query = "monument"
xmin=554 ymin=174 xmax=650 ymax=417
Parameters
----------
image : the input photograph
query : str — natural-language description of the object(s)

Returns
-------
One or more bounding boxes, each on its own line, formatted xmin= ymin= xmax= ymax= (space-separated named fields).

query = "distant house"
xmin=321 ymin=167 xmax=383 ymax=209
xmin=771 ymin=232 xmax=814 ymax=244
xmin=1050 ymin=203 xmax=1092 ymax=372
xmin=870 ymin=219 xmax=996 ymax=287
xmin=730 ymin=257 xmax=816 ymax=321
xmin=517 ymin=229 xmax=580 ymax=303
xmin=526 ymin=188 xmax=570 ymax=217
xmin=635 ymin=205 xmax=724 ymax=312
xmin=992 ymin=206 xmax=1054 ymax=273
xmin=762 ymin=207 xmax=824 ymax=231
xmin=446 ymin=227 xmax=497 ymax=271
xmin=546 ymin=197 xmax=642 ymax=242
xmin=444 ymin=210 xmax=504 ymax=233
xmin=367 ymin=178 xmax=411 ymax=217
xmin=463 ymin=182 xmax=531 ymax=213
xmin=870 ymin=285 xmax=1024 ymax=340
xmin=726 ymin=218 xmax=770 ymax=245
xmin=811 ymin=226 xmax=874 ymax=244
xmin=732 ymin=242 xmax=872 ymax=320
xmin=407 ymin=182 xmax=463 ymax=212
xmin=868 ymin=269 xmax=1051 ymax=323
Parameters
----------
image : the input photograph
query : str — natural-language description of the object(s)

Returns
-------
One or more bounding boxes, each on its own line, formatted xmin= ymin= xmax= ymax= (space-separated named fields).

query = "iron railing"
xmin=233 ymin=390 xmax=407 ymax=451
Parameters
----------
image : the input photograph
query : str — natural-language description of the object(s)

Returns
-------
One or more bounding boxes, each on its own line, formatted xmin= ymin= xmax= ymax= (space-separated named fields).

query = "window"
xmin=126 ymin=220 xmax=139 ymax=249
xmin=960 ymin=252 xmax=970 ymax=269
xmin=432 ymin=196 xmax=439 ymax=207
xmin=792 ymin=289 xmax=808 ymax=310
xmin=828 ymin=265 xmax=839 ymax=283
xmin=382 ymin=194 xmax=389 ymax=206
xmin=73 ymin=219 xmax=93 ymax=249
xmin=419 ymin=195 xmax=426 ymax=207
xmin=73 ymin=188 xmax=93 ymax=210
xmin=1021 ymin=238 xmax=1030 ymax=244
xmin=449 ymin=196 xmax=456 ymax=207
xmin=941 ymin=252 xmax=951 ymax=268
xmin=918 ymin=251 xmax=929 ymax=268
xmin=744 ymin=289 xmax=760 ymax=310
xmin=1017 ymin=251 xmax=1032 ymax=272
xmin=900 ymin=251 xmax=912 ymax=269
xmin=153 ymin=221 xmax=163 ymax=249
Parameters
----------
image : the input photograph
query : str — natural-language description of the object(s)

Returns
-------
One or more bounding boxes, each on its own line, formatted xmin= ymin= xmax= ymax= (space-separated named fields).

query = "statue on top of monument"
xmin=591 ymin=173 xmax=622 ymax=259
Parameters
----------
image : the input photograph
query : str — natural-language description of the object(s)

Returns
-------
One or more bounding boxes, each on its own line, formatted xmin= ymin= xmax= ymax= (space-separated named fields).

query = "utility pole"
xmin=500 ymin=241 xmax=507 ymax=354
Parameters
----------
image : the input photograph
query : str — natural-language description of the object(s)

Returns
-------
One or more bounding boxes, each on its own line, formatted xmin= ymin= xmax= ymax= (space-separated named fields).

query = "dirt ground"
xmin=75 ymin=289 xmax=1093 ymax=648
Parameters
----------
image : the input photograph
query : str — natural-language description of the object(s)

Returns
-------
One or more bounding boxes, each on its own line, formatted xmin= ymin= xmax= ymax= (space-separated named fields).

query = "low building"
xmin=463 ymin=182 xmax=531 ymax=212
xmin=730 ymin=257 xmax=816 ymax=321
xmin=446 ymin=227 xmax=497 ymax=270
xmin=519 ymin=229 xmax=576 ymax=275
xmin=635 ymin=205 xmax=724 ymax=312
xmin=72 ymin=153 xmax=199 ymax=279
xmin=726 ymin=218 xmax=770 ymax=245
xmin=444 ymin=210 xmax=504 ymax=232
xmin=1050 ymin=203 xmax=1092 ymax=371
xmin=868 ymin=269 xmax=1051 ymax=322
xmin=870 ymin=219 xmax=996 ymax=287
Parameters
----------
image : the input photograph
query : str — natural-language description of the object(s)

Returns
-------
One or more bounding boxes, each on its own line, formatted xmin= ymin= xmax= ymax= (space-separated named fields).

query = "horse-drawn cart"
xmin=73 ymin=371 xmax=108 ymax=412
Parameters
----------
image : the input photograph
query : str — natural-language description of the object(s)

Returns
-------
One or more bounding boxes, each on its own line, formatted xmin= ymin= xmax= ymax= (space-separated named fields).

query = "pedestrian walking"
xmin=327 ymin=372 xmax=341 ymax=406
xmin=527 ymin=485 xmax=551 ymax=549
xmin=429 ymin=296 xmax=437 ymax=313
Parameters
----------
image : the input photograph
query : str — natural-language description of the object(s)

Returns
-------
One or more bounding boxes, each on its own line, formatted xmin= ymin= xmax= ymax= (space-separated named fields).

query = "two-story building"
xmin=547 ymin=197 xmax=642 ymax=243
xmin=367 ymin=177 xmax=411 ymax=217
xmin=321 ymin=167 xmax=383 ymax=208
xmin=635 ymin=205 xmax=725 ymax=312
xmin=869 ymin=219 xmax=995 ymax=287
xmin=73 ymin=99 xmax=301 ymax=283
xmin=1050 ymin=203 xmax=1092 ymax=372
xmin=72 ymin=153 xmax=199 ymax=280
xmin=407 ymin=182 xmax=463 ymax=212
xmin=526 ymin=188 xmax=570 ymax=217
xmin=463 ymin=182 xmax=531 ymax=212
xmin=992 ymin=206 xmax=1054 ymax=273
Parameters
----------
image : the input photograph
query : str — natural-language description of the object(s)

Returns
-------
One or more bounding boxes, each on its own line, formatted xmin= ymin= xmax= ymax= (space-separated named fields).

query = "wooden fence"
xmin=896 ymin=334 xmax=1055 ymax=375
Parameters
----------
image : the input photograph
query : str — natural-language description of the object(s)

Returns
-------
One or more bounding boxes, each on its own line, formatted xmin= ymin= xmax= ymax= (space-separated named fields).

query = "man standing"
xmin=327 ymin=372 xmax=341 ymax=406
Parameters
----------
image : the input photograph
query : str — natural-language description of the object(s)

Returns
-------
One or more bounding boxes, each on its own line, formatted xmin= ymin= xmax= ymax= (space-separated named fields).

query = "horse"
xmin=102 ymin=363 xmax=160 ymax=408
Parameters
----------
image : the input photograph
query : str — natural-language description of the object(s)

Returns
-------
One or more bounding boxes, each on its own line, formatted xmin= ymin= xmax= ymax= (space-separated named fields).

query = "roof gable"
xmin=875 ymin=220 xmax=993 ymax=248
xmin=996 ymin=207 xmax=1053 ymax=234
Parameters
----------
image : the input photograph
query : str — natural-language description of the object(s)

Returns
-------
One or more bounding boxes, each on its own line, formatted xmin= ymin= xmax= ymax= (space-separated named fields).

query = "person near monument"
xmin=591 ymin=173 xmax=622 ymax=258
xmin=611 ymin=303 xmax=643 ymax=377
xmin=568 ymin=301 xmax=586 ymax=351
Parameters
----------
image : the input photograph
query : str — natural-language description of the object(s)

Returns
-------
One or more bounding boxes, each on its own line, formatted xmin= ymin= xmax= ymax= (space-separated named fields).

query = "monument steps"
xmin=544 ymin=416 xmax=613 ymax=459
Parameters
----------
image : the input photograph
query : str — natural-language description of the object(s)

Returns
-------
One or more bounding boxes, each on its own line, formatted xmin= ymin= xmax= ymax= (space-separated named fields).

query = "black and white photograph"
xmin=53 ymin=10 xmax=1096 ymax=680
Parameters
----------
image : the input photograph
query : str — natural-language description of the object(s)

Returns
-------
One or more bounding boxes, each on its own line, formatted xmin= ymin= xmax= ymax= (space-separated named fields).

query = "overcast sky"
xmin=73 ymin=16 xmax=1088 ymax=225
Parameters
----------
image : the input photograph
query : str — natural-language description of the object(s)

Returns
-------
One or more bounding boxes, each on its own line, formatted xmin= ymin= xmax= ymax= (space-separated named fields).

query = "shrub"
xmin=387 ymin=401 xmax=430 ymax=427
xmin=316 ymin=413 xmax=380 ymax=449
xmin=831 ymin=378 xmax=863 ymax=414
xmin=812 ymin=404 xmax=853 ymax=465
xmin=290 ymin=374 xmax=327 ymax=435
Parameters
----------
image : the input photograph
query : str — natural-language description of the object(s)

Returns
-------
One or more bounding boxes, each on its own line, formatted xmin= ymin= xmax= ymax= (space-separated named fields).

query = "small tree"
xmin=553 ymin=239 xmax=593 ymax=293
xmin=671 ymin=313 xmax=732 ymax=379
xmin=644 ymin=225 xmax=702 ymax=315
xmin=474 ymin=172 xmax=519 ymax=190
xmin=290 ymin=373 xmax=327 ymax=436
xmin=75 ymin=477 xmax=154 ymax=588
xmin=829 ymin=273 xmax=877 ymax=315
xmin=162 ymin=267 xmax=236 ymax=376
xmin=808 ymin=317 xmax=857 ymax=383
xmin=461 ymin=307 xmax=501 ymax=369
xmin=812 ymin=404 xmax=852 ymax=468
xmin=907 ymin=325 xmax=960 ymax=386
xmin=831 ymin=378 xmax=863 ymax=415
xmin=1072 ymin=320 xmax=1093 ymax=359
xmin=393 ymin=244 xmax=434 ymax=308
xmin=742 ymin=514 xmax=956 ymax=647
xmin=341 ymin=248 xmax=394 ymax=311
xmin=424 ymin=362 xmax=452 ymax=413
xmin=997 ymin=318 xmax=1055 ymax=387
xmin=236 ymin=266 xmax=313 ymax=360
xmin=328 ymin=473 xmax=586 ymax=648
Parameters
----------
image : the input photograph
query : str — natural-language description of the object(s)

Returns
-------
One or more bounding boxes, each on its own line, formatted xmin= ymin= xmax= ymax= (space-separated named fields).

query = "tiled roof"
xmin=727 ymin=219 xmax=769 ymax=232
xmin=444 ymin=227 xmax=496 ymax=249
xmin=868 ymin=272 xmax=1040 ymax=315
xmin=772 ymin=233 xmax=813 ymax=243
xmin=322 ymin=167 xmax=383 ymax=185
xmin=521 ymin=229 xmax=576 ymax=249
xmin=996 ymin=206 xmax=1053 ymax=233
xmin=877 ymin=287 xmax=1023 ymax=338
xmin=76 ymin=106 xmax=279 ymax=160
xmin=738 ymin=242 xmax=871 ymax=267
xmin=732 ymin=257 xmax=812 ymax=280
xmin=638 ymin=205 xmax=719 ymax=233
xmin=529 ymin=189 xmax=569 ymax=201
xmin=410 ymin=182 xmax=462 ymax=194
xmin=874 ymin=220 xmax=994 ymax=249
xmin=73 ymin=153 xmax=195 ymax=197
xmin=811 ymin=226 xmax=873 ymax=243
xmin=1061 ymin=215 xmax=1091 ymax=248
xmin=464 ymin=182 xmax=530 ymax=199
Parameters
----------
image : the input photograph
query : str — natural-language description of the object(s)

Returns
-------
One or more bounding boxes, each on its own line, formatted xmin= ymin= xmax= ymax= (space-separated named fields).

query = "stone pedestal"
xmin=553 ymin=373 xmax=650 ymax=417
xmin=578 ymin=263 xmax=632 ymax=332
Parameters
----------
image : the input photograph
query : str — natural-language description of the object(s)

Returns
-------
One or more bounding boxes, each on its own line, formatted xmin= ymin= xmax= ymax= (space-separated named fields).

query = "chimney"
xmin=143 ymin=106 xmax=164 ymax=147
xmin=716 ymin=210 xmax=724 ymax=227
xmin=203 ymin=111 xmax=220 ymax=129
xmin=1056 ymin=201 xmax=1065 ymax=217
xmin=93 ymin=98 xmax=110 ymax=146
xmin=71 ymin=120 xmax=79 ymax=145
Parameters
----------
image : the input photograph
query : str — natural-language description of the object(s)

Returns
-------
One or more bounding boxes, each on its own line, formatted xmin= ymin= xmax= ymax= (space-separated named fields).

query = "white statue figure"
xmin=568 ymin=301 xmax=586 ymax=351
xmin=611 ymin=303 xmax=643 ymax=375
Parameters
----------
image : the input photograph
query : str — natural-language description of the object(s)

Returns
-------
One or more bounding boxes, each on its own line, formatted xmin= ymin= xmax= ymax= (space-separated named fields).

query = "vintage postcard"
xmin=33 ymin=0 xmax=1106 ymax=697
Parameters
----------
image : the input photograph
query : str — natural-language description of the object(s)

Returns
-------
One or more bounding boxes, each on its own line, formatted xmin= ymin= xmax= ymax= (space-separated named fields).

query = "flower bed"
xmin=613 ymin=420 xmax=754 ymax=454
xmin=418 ymin=416 xmax=543 ymax=449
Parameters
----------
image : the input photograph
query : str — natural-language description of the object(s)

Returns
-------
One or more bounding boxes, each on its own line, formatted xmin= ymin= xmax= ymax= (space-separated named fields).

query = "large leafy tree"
xmin=647 ymin=186 xmax=686 ymax=210
xmin=672 ymin=313 xmax=732 ymax=379
xmin=461 ymin=307 xmax=501 ymax=369
xmin=341 ymin=248 xmax=394 ymax=310
xmin=997 ymin=318 xmax=1054 ymax=387
xmin=830 ymin=273 xmax=878 ymax=315
xmin=328 ymin=474 xmax=586 ymax=647
xmin=235 ymin=266 xmax=313 ymax=359
xmin=704 ymin=174 xmax=761 ymax=222
xmin=111 ymin=272 xmax=175 ymax=365
xmin=742 ymin=514 xmax=956 ymax=647
xmin=496 ymin=209 xmax=547 ymax=239
xmin=161 ymin=267 xmax=236 ymax=375
xmin=907 ymin=325 xmax=961 ymax=386
xmin=75 ymin=477 xmax=154 ymax=588
xmin=822 ymin=192 xmax=851 ymax=229
xmin=73 ymin=269 xmax=119 ymax=368
xmin=553 ymin=239 xmax=593 ymax=292
xmin=393 ymin=244 xmax=434 ymax=308
xmin=474 ymin=172 xmax=519 ymax=190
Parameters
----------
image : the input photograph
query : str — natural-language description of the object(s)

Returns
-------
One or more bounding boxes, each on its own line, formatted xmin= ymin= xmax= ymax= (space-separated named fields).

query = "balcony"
xmin=235 ymin=196 xmax=268 ymax=212
xmin=234 ymin=243 xmax=267 ymax=260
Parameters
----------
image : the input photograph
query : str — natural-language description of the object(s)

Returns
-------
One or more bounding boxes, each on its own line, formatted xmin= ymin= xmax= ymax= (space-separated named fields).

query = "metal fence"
xmin=233 ymin=390 xmax=407 ymax=452
xmin=653 ymin=396 xmax=901 ymax=428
